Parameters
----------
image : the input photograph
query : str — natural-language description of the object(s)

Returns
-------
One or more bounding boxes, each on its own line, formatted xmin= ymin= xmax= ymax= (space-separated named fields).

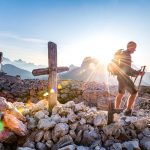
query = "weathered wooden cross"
xmin=32 ymin=42 xmax=69 ymax=111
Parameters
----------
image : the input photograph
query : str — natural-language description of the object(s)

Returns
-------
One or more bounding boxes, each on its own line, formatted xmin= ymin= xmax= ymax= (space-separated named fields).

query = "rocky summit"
xmin=0 ymin=95 xmax=150 ymax=150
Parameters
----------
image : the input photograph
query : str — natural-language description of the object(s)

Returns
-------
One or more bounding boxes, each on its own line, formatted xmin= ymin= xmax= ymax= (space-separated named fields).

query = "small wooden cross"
xmin=32 ymin=42 xmax=69 ymax=111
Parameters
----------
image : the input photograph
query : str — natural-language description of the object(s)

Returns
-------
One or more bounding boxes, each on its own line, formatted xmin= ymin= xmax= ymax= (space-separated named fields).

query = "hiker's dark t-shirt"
xmin=119 ymin=50 xmax=139 ymax=77
xmin=117 ymin=50 xmax=138 ymax=94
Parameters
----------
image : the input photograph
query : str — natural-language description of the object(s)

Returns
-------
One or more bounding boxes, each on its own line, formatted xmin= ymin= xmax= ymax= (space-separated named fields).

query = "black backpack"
xmin=107 ymin=49 xmax=124 ymax=75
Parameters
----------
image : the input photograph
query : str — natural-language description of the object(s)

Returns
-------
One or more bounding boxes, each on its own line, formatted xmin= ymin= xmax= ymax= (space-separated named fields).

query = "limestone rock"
xmin=110 ymin=143 xmax=122 ymax=150
xmin=81 ymin=130 xmax=100 ymax=146
xmin=35 ymin=130 xmax=45 ymax=142
xmin=122 ymin=140 xmax=141 ymax=150
xmin=34 ymin=111 xmax=45 ymax=120
xmin=140 ymin=136 xmax=150 ymax=150
xmin=36 ymin=142 xmax=48 ymax=150
xmin=53 ymin=123 xmax=69 ymax=138
xmin=44 ymin=130 xmax=52 ymax=141
xmin=93 ymin=112 xmax=107 ymax=127
xmin=38 ymin=118 xmax=56 ymax=130
xmin=0 ymin=128 xmax=17 ymax=143
xmin=17 ymin=147 xmax=35 ymax=150
xmin=3 ymin=113 xmax=28 ymax=136
xmin=58 ymin=144 xmax=76 ymax=150
xmin=46 ymin=140 xmax=54 ymax=148
xmin=76 ymin=146 xmax=90 ymax=150
xmin=27 ymin=117 xmax=37 ymax=130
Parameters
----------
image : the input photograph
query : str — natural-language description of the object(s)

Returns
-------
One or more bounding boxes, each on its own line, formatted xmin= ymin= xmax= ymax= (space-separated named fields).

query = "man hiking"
xmin=110 ymin=41 xmax=145 ymax=116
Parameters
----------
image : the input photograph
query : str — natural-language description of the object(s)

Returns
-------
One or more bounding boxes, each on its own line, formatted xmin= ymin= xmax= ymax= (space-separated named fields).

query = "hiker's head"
xmin=127 ymin=41 xmax=137 ymax=54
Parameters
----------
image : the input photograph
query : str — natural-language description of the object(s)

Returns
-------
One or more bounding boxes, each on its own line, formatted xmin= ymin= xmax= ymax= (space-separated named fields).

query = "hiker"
xmin=109 ymin=41 xmax=145 ymax=115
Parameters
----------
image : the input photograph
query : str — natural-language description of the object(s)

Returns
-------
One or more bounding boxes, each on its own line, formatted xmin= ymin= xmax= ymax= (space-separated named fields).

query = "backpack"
xmin=107 ymin=49 xmax=124 ymax=75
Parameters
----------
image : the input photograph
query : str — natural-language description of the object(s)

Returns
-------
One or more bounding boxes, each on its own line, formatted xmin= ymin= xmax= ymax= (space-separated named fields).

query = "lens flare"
xmin=0 ymin=120 xmax=4 ymax=132
xmin=57 ymin=84 xmax=62 ymax=89
xmin=43 ymin=92 xmax=49 ymax=97
xmin=50 ymin=88 xmax=56 ymax=93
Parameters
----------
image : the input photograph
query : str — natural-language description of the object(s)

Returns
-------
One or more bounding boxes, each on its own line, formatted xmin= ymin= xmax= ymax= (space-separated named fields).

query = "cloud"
xmin=0 ymin=32 xmax=47 ymax=44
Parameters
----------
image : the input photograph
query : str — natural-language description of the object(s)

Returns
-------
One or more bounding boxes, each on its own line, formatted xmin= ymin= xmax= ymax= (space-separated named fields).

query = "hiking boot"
xmin=124 ymin=109 xmax=132 ymax=116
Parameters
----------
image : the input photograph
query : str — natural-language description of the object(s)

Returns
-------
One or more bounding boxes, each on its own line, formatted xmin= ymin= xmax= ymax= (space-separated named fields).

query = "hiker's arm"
xmin=126 ymin=67 xmax=140 ymax=77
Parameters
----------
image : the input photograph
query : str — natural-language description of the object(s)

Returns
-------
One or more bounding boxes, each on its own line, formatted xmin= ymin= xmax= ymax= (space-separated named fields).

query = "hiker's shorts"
xmin=117 ymin=75 xmax=137 ymax=94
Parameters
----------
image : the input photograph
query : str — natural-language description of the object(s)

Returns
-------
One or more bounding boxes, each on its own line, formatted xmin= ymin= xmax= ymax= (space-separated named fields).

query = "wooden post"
xmin=32 ymin=42 xmax=69 ymax=111
xmin=48 ymin=42 xmax=57 ymax=110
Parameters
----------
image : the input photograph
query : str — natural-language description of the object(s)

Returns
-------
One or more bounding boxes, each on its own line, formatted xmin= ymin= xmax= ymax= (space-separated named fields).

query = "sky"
xmin=0 ymin=0 xmax=150 ymax=70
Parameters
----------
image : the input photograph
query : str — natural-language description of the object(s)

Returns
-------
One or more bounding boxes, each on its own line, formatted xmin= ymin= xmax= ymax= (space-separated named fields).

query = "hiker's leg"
xmin=115 ymin=93 xmax=124 ymax=109
xmin=115 ymin=75 xmax=125 ymax=109
xmin=126 ymin=92 xmax=138 ymax=110
xmin=126 ymin=76 xmax=138 ymax=110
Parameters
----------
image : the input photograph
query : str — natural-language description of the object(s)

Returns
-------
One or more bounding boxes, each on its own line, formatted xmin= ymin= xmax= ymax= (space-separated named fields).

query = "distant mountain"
xmin=1 ymin=64 xmax=34 ymax=79
xmin=3 ymin=57 xmax=46 ymax=72
xmin=59 ymin=56 xmax=150 ymax=85
xmin=59 ymin=57 xmax=112 ymax=83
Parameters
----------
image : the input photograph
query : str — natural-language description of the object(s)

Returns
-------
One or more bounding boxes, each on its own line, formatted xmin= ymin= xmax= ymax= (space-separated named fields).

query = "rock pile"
xmin=0 ymin=97 xmax=150 ymax=150
xmin=0 ymin=78 xmax=115 ymax=108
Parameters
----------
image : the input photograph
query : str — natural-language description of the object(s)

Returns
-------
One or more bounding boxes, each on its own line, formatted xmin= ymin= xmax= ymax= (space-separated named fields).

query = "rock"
xmin=75 ymin=130 xmax=83 ymax=143
xmin=3 ymin=113 xmax=28 ymax=136
xmin=69 ymin=130 xmax=77 ymax=139
xmin=36 ymin=142 xmax=48 ymax=150
xmin=67 ymin=113 xmax=78 ymax=123
xmin=79 ymin=118 xmax=86 ymax=125
xmin=0 ymin=97 xmax=9 ymax=111
xmin=52 ymin=135 xmax=73 ymax=150
xmin=23 ymin=141 xmax=35 ymax=149
xmin=32 ymin=100 xmax=48 ymax=112
xmin=44 ymin=130 xmax=52 ymax=141
xmin=53 ymin=123 xmax=69 ymax=138
xmin=0 ymin=128 xmax=17 ymax=143
xmin=133 ymin=118 xmax=148 ymax=130
xmin=125 ymin=116 xmax=137 ymax=123
xmin=46 ymin=140 xmax=54 ymax=148
xmin=60 ymin=117 xmax=69 ymax=123
xmin=51 ymin=114 xmax=61 ymax=123
xmin=64 ymin=101 xmax=75 ymax=108
xmin=7 ymin=101 xmax=26 ymax=122
xmin=70 ymin=122 xmax=78 ymax=130
xmin=81 ymin=130 xmax=100 ymax=146
xmin=110 ymin=143 xmax=122 ymax=150
xmin=122 ymin=140 xmax=141 ymax=150
xmin=102 ymin=123 xmax=121 ymax=136
xmin=58 ymin=144 xmax=76 ymax=150
xmin=93 ymin=112 xmax=107 ymax=127
xmin=99 ymin=148 xmax=106 ymax=150
xmin=104 ymin=139 xmax=115 ymax=147
xmin=34 ymin=111 xmax=45 ymax=120
xmin=38 ymin=118 xmax=56 ymax=130
xmin=74 ymin=102 xmax=86 ymax=112
xmin=27 ymin=117 xmax=37 ymax=130
xmin=142 ymin=128 xmax=150 ymax=136
xmin=52 ymin=105 xmax=63 ymax=115
xmin=90 ymin=140 xmax=102 ymax=150
xmin=140 ymin=136 xmax=150 ymax=150
xmin=35 ymin=130 xmax=45 ymax=142
xmin=17 ymin=147 xmax=35 ymax=150
xmin=0 ymin=143 xmax=4 ymax=150
xmin=76 ymin=146 xmax=90 ymax=150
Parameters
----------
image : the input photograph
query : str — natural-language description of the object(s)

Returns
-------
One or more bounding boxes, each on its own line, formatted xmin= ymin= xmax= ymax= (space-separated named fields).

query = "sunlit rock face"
xmin=0 ymin=97 xmax=150 ymax=150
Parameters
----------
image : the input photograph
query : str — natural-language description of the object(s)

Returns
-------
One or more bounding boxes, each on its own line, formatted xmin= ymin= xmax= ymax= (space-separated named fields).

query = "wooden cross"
xmin=32 ymin=42 xmax=69 ymax=111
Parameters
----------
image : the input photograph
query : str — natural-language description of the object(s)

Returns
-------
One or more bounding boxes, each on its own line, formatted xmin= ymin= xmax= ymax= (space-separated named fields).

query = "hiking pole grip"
xmin=133 ymin=66 xmax=145 ymax=83
xmin=137 ymin=66 xmax=146 ymax=90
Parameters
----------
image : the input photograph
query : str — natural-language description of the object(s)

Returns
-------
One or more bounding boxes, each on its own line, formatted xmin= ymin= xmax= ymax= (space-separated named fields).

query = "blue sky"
xmin=0 ymin=0 xmax=150 ymax=70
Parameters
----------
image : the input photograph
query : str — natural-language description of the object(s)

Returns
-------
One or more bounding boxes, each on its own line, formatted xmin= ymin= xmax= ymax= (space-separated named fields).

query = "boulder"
xmin=37 ymin=118 xmax=56 ymax=130
xmin=53 ymin=123 xmax=69 ymax=138
xmin=122 ymin=140 xmax=141 ymax=150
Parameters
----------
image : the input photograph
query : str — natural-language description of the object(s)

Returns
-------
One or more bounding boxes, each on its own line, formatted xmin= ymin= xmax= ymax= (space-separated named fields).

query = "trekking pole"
xmin=122 ymin=66 xmax=146 ymax=109
xmin=137 ymin=66 xmax=146 ymax=90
